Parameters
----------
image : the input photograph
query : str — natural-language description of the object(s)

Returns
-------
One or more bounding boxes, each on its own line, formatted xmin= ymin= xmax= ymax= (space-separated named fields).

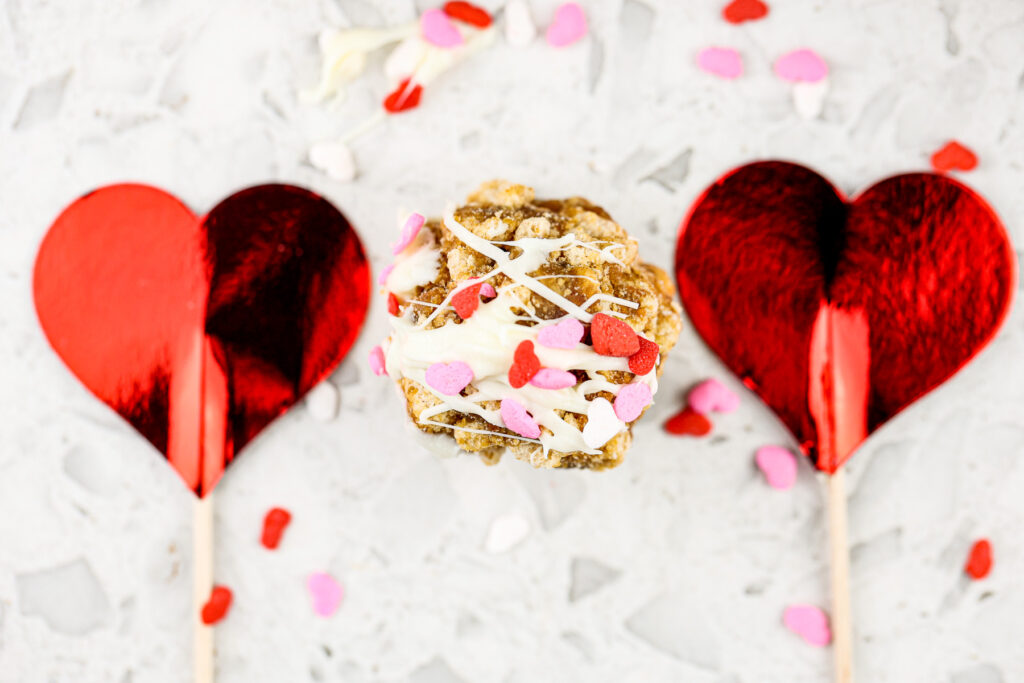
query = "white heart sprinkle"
xmin=582 ymin=397 xmax=624 ymax=449
xmin=485 ymin=513 xmax=530 ymax=553
xmin=309 ymin=140 xmax=356 ymax=182
xmin=792 ymin=78 xmax=829 ymax=120
xmin=504 ymin=0 xmax=537 ymax=47
xmin=306 ymin=381 xmax=340 ymax=421
xmin=384 ymin=36 xmax=427 ymax=82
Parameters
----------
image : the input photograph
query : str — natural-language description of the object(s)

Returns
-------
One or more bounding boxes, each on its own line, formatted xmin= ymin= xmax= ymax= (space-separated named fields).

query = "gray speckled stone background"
xmin=1 ymin=1 xmax=1023 ymax=681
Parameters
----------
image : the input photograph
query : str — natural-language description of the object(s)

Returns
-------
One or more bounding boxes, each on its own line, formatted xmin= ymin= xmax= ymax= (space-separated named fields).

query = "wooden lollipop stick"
xmin=827 ymin=469 xmax=854 ymax=683
xmin=193 ymin=493 xmax=215 ymax=683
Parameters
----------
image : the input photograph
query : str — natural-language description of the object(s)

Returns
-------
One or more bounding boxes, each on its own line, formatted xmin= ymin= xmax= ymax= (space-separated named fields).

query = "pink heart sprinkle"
xmin=530 ymin=367 xmax=577 ymax=390
xmin=425 ymin=361 xmax=473 ymax=395
xmin=613 ymin=382 xmax=652 ymax=422
xmin=421 ymin=8 xmax=465 ymax=48
xmin=369 ymin=345 xmax=387 ymax=376
xmin=783 ymin=605 xmax=831 ymax=646
xmin=697 ymin=47 xmax=743 ymax=79
xmin=500 ymin=398 xmax=541 ymax=439
xmin=546 ymin=2 xmax=587 ymax=47
xmin=308 ymin=572 xmax=344 ymax=617
xmin=537 ymin=317 xmax=584 ymax=349
xmin=774 ymin=49 xmax=828 ymax=83
xmin=755 ymin=445 xmax=797 ymax=489
xmin=392 ymin=213 xmax=425 ymax=255
xmin=480 ymin=282 xmax=496 ymax=298
xmin=688 ymin=378 xmax=740 ymax=414
xmin=377 ymin=263 xmax=394 ymax=286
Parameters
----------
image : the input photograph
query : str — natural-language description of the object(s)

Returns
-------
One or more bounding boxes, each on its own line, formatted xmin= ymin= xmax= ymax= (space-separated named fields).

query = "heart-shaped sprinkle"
xmin=505 ymin=0 xmax=537 ymax=47
xmin=308 ymin=572 xmax=344 ymax=617
xmin=755 ymin=446 xmax=798 ymax=489
xmin=591 ymin=313 xmax=640 ymax=357
xmin=783 ymin=605 xmax=831 ymax=647
xmin=480 ymin=282 xmax=496 ymax=298
xmin=582 ymin=397 xmax=624 ymax=449
xmin=664 ymin=407 xmax=712 ymax=436
xmin=546 ymin=2 xmax=587 ymax=47
xmin=613 ymin=382 xmax=652 ymax=422
xmin=774 ymin=49 xmax=828 ymax=83
xmin=530 ymin=367 xmax=578 ymax=390
xmin=387 ymin=292 xmax=400 ymax=316
xmin=965 ymin=539 xmax=992 ymax=580
xmin=392 ymin=213 xmax=425 ymax=255
xmin=500 ymin=397 xmax=541 ymax=439
xmin=722 ymin=0 xmax=768 ymax=24
xmin=200 ymin=586 xmax=233 ymax=625
xmin=697 ymin=47 xmax=743 ymax=79
xmin=421 ymin=8 xmax=465 ymax=48
xmin=628 ymin=336 xmax=659 ymax=375
xmin=383 ymin=78 xmax=423 ymax=113
xmin=452 ymin=281 xmax=486 ymax=319
xmin=425 ymin=361 xmax=474 ymax=395
xmin=377 ymin=263 xmax=394 ymax=286
xmin=792 ymin=79 xmax=829 ymax=120
xmin=261 ymin=507 xmax=292 ymax=550
xmin=368 ymin=345 xmax=387 ymax=376
xmin=444 ymin=1 xmax=492 ymax=28
xmin=931 ymin=141 xmax=978 ymax=173
xmin=385 ymin=36 xmax=426 ymax=82
xmin=308 ymin=140 xmax=356 ymax=182
xmin=688 ymin=378 xmax=740 ymax=414
xmin=508 ymin=340 xmax=541 ymax=388
xmin=537 ymin=317 xmax=585 ymax=349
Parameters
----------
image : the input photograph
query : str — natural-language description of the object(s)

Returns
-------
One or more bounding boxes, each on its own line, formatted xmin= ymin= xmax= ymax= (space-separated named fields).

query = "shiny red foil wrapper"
xmin=34 ymin=184 xmax=370 ymax=496
xmin=676 ymin=161 xmax=1015 ymax=473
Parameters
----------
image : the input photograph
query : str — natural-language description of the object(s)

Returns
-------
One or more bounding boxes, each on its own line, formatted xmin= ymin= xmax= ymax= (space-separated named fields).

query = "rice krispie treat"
xmin=369 ymin=181 xmax=682 ymax=469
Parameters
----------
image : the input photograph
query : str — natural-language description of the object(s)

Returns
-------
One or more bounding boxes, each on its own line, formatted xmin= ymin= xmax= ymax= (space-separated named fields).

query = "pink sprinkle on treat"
xmin=500 ymin=398 xmax=541 ymax=438
xmin=774 ymin=49 xmax=828 ymax=83
xmin=377 ymin=264 xmax=394 ymax=286
xmin=688 ymin=378 xmax=740 ymax=414
xmin=530 ymin=367 xmax=577 ymax=390
xmin=369 ymin=346 xmax=387 ymax=376
xmin=613 ymin=382 xmax=652 ymax=422
xmin=546 ymin=3 xmax=587 ymax=47
xmin=421 ymin=8 xmax=465 ymax=48
xmin=755 ymin=446 xmax=798 ymax=489
xmin=308 ymin=572 xmax=344 ymax=617
xmin=425 ymin=361 xmax=473 ymax=395
xmin=480 ymin=282 xmax=496 ymax=298
xmin=697 ymin=47 xmax=743 ymax=79
xmin=537 ymin=317 xmax=585 ymax=349
xmin=783 ymin=605 xmax=832 ymax=646
xmin=391 ymin=213 xmax=425 ymax=255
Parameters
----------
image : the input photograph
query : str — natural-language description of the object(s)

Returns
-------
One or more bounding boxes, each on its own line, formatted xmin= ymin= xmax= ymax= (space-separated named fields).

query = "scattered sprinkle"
xmin=421 ymin=8 xmax=465 ymax=48
xmin=628 ymin=337 xmax=659 ymax=375
xmin=500 ymin=397 xmax=541 ymax=438
xmin=722 ymin=0 xmax=768 ymax=24
xmin=485 ymin=512 xmax=530 ymax=553
xmin=783 ymin=605 xmax=831 ymax=646
xmin=504 ymin=0 xmax=537 ymax=47
xmin=774 ymin=49 xmax=828 ymax=83
xmin=508 ymin=340 xmax=542 ymax=388
xmin=931 ymin=141 xmax=978 ymax=173
xmin=377 ymin=264 xmax=394 ymax=286
xmin=308 ymin=140 xmax=356 ymax=182
xmin=530 ymin=367 xmax=578 ymax=390
xmin=546 ymin=2 xmax=587 ymax=48
xmin=444 ymin=1 xmax=492 ymax=28
xmin=425 ymin=361 xmax=474 ymax=395
xmin=755 ymin=446 xmax=798 ymax=489
xmin=383 ymin=78 xmax=423 ymax=114
xmin=261 ymin=508 xmax=292 ymax=550
xmin=792 ymin=79 xmax=829 ymax=120
xmin=697 ymin=47 xmax=743 ymax=79
xmin=664 ymin=407 xmax=712 ymax=436
xmin=369 ymin=345 xmax=387 ymax=376
xmin=200 ymin=586 xmax=232 ymax=625
xmin=384 ymin=36 xmax=427 ymax=82
xmin=452 ymin=281 xmax=487 ymax=319
xmin=306 ymin=381 xmax=340 ymax=420
xmin=613 ymin=382 xmax=653 ymax=422
xmin=480 ymin=282 xmax=496 ymax=298
xmin=591 ymin=313 xmax=640 ymax=357
xmin=392 ymin=213 xmax=425 ymax=255
xmin=387 ymin=292 xmax=400 ymax=316
xmin=308 ymin=573 xmax=344 ymax=617
xmin=965 ymin=539 xmax=993 ymax=580
xmin=582 ymin=397 xmax=624 ymax=448
xmin=537 ymin=317 xmax=585 ymax=349
xmin=688 ymin=378 xmax=740 ymax=414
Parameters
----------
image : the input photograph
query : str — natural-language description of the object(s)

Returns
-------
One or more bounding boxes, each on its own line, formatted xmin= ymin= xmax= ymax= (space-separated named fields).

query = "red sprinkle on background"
xmin=591 ymin=313 xmax=640 ymax=357
xmin=201 ymin=586 xmax=233 ymax=625
xmin=664 ymin=407 xmax=713 ymax=436
xmin=452 ymin=283 xmax=484 ymax=319
xmin=508 ymin=340 xmax=541 ymax=388
xmin=628 ymin=337 xmax=660 ymax=375
xmin=965 ymin=539 xmax=992 ymax=580
xmin=722 ymin=0 xmax=768 ymax=23
xmin=444 ymin=1 xmax=492 ymax=28
xmin=387 ymin=292 xmax=400 ymax=316
xmin=931 ymin=141 xmax=978 ymax=173
xmin=261 ymin=507 xmax=293 ymax=550
xmin=384 ymin=79 xmax=423 ymax=114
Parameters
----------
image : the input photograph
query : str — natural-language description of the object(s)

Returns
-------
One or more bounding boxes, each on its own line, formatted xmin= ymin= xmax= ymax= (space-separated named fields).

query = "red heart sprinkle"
xmin=387 ymin=292 xmax=400 ymax=316
xmin=508 ymin=340 xmax=541 ymax=388
xmin=201 ymin=586 xmax=233 ymax=625
xmin=965 ymin=539 xmax=992 ymax=580
xmin=443 ymin=1 xmax=492 ymax=28
xmin=722 ymin=0 xmax=768 ymax=23
xmin=931 ymin=141 xmax=978 ymax=173
xmin=664 ymin=407 xmax=713 ymax=436
xmin=384 ymin=78 xmax=423 ymax=114
xmin=591 ymin=313 xmax=640 ymax=357
xmin=261 ymin=507 xmax=292 ymax=550
xmin=452 ymin=282 xmax=484 ymax=319
xmin=628 ymin=336 xmax=660 ymax=375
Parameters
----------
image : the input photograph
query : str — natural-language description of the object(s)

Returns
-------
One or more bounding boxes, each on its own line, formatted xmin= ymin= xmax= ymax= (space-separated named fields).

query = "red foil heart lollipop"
xmin=675 ymin=161 xmax=1014 ymax=472
xmin=34 ymin=184 xmax=370 ymax=496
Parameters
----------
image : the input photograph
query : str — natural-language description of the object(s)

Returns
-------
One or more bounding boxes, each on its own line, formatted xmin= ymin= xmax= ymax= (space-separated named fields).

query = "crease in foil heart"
xmin=675 ymin=161 xmax=1014 ymax=473
xmin=33 ymin=184 xmax=370 ymax=496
